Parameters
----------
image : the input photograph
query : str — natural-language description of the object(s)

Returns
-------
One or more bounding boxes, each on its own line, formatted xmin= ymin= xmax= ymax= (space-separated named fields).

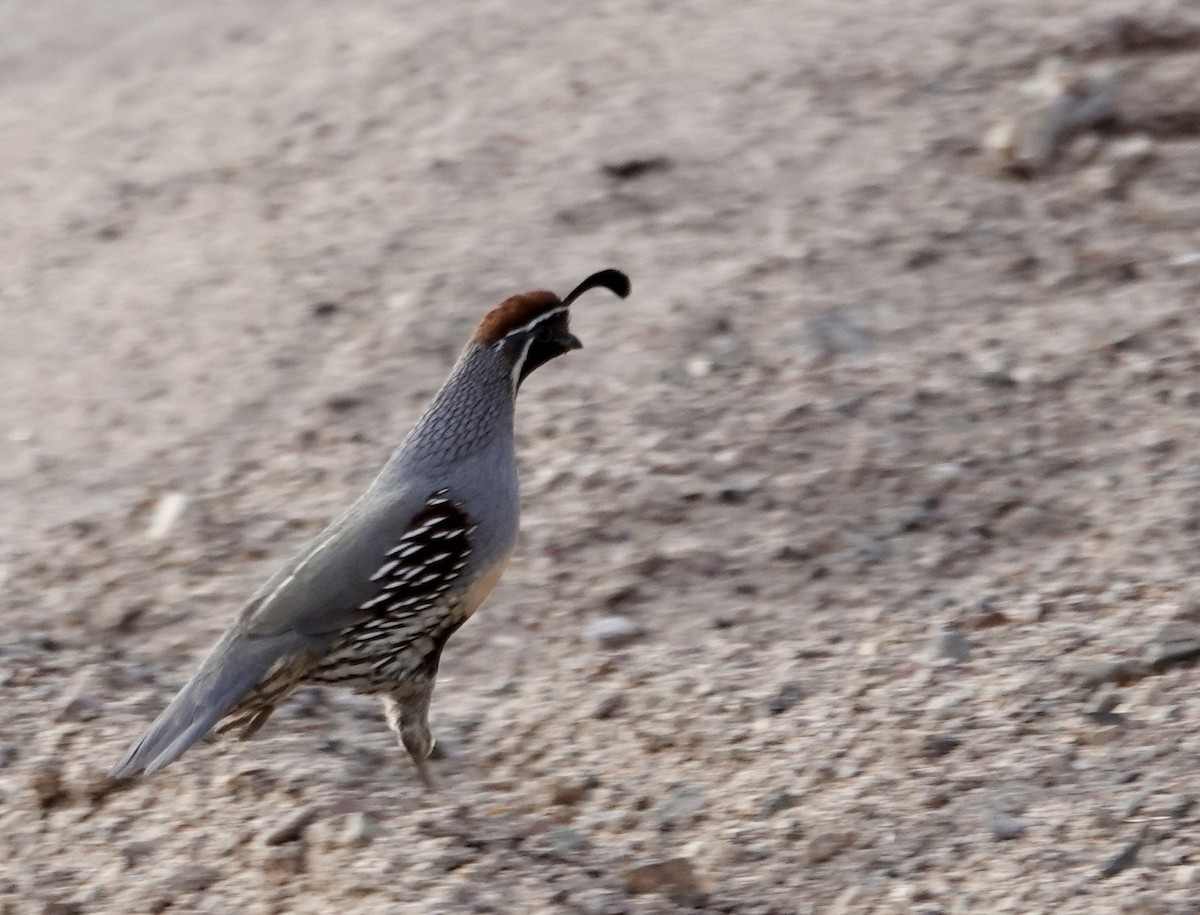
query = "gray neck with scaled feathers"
xmin=390 ymin=344 xmax=516 ymax=471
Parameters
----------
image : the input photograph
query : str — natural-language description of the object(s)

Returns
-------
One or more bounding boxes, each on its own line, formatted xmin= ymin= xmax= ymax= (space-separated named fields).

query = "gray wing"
xmin=239 ymin=483 xmax=445 ymax=639
xmin=111 ymin=487 xmax=474 ymax=779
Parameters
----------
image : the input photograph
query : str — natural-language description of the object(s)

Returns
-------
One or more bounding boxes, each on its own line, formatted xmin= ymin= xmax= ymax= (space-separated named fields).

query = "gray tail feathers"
xmin=110 ymin=630 xmax=303 ymax=779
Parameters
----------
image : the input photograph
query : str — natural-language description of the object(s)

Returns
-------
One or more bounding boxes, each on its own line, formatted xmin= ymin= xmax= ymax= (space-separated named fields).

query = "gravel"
xmin=5 ymin=1 xmax=1200 ymax=913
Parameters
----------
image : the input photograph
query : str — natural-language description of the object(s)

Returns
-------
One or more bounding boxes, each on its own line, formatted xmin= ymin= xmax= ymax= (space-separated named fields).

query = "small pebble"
xmin=29 ymin=760 xmax=65 ymax=809
xmin=764 ymin=681 xmax=805 ymax=715
xmin=760 ymin=791 xmax=801 ymax=818
xmin=989 ymin=811 xmax=1028 ymax=841
xmin=58 ymin=695 xmax=104 ymax=723
xmin=921 ymin=735 xmax=961 ymax=760
xmin=623 ymin=857 xmax=707 ymax=900
xmin=261 ymin=805 xmax=323 ymax=846
xmin=341 ymin=812 xmax=384 ymax=847
xmin=325 ymin=393 xmax=364 ymax=413
xmin=932 ymin=624 xmax=971 ymax=664
xmin=1098 ymin=833 xmax=1142 ymax=879
xmin=163 ymin=864 xmax=220 ymax=894
xmin=1144 ymin=620 xmax=1200 ymax=667
xmin=806 ymin=830 xmax=857 ymax=864
xmin=1065 ymin=659 xmax=1148 ymax=689
xmin=1170 ymin=795 xmax=1195 ymax=819
xmin=984 ymin=57 xmax=1117 ymax=174
xmin=259 ymin=843 xmax=306 ymax=876
xmin=120 ymin=841 xmax=157 ymax=869
xmin=549 ymin=776 xmax=596 ymax=807
xmin=654 ymin=786 xmax=709 ymax=830
xmin=1122 ymin=791 xmax=1148 ymax=818
xmin=600 ymin=156 xmax=673 ymax=180
xmin=543 ymin=826 xmax=589 ymax=858
xmin=587 ymin=616 xmax=644 ymax=650
xmin=1085 ymin=688 xmax=1125 ymax=726
xmin=592 ymin=692 xmax=625 ymax=719
xmin=146 ymin=492 xmax=188 ymax=540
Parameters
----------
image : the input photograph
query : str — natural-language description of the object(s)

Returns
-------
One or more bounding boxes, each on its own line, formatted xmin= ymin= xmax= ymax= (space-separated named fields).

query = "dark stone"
xmin=1145 ymin=620 xmax=1200 ymax=668
xmin=324 ymin=393 xmax=364 ymax=413
xmin=623 ymin=858 xmax=706 ymax=902
xmin=1097 ymin=834 xmax=1142 ymax=879
xmin=764 ymin=682 xmax=805 ymax=715
xmin=262 ymin=805 xmax=323 ymax=846
xmin=989 ymin=811 xmax=1027 ymax=841
xmin=760 ymin=791 xmax=801 ymax=818
xmin=921 ymin=735 xmax=961 ymax=759
xmin=600 ymin=157 xmax=673 ymax=180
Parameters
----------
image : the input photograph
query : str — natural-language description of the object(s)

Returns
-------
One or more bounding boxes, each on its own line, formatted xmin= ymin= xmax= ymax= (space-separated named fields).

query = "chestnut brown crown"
xmin=471 ymin=269 xmax=631 ymax=346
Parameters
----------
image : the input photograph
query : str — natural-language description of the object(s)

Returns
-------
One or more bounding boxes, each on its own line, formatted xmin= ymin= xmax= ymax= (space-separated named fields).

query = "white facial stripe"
xmin=499 ymin=306 xmax=567 ymax=341
xmin=510 ymin=336 xmax=534 ymax=392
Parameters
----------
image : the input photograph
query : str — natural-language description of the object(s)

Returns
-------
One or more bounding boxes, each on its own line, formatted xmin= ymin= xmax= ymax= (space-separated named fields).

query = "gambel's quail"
xmin=111 ymin=269 xmax=631 ymax=787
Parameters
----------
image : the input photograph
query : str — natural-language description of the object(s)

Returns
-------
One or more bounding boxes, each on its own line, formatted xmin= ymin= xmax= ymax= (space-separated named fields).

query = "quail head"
xmin=111 ymin=269 xmax=631 ymax=788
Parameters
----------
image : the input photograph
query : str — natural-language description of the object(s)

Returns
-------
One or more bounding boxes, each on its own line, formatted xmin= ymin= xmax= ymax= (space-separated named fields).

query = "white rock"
xmin=587 ymin=615 xmax=644 ymax=649
xmin=147 ymin=492 xmax=188 ymax=539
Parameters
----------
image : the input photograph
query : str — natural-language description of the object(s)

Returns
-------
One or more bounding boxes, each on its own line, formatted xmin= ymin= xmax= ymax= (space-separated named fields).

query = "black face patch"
xmin=509 ymin=312 xmax=579 ymax=387
xmin=519 ymin=336 xmax=570 ymax=384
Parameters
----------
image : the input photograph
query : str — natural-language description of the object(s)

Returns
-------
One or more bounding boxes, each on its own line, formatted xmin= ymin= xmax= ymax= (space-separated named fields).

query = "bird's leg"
xmin=382 ymin=679 xmax=438 ymax=791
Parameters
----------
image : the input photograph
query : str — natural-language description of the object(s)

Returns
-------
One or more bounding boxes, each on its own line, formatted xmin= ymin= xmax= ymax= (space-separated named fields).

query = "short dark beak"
xmin=561 ymin=332 xmax=583 ymax=351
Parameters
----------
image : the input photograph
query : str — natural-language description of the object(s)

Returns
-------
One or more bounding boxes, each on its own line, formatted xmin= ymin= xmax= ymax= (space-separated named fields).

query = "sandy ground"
xmin=3 ymin=1 xmax=1200 ymax=912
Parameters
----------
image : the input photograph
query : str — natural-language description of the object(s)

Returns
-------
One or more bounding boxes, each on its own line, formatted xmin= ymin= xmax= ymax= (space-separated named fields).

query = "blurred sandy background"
xmin=3 ymin=1 xmax=1200 ymax=912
